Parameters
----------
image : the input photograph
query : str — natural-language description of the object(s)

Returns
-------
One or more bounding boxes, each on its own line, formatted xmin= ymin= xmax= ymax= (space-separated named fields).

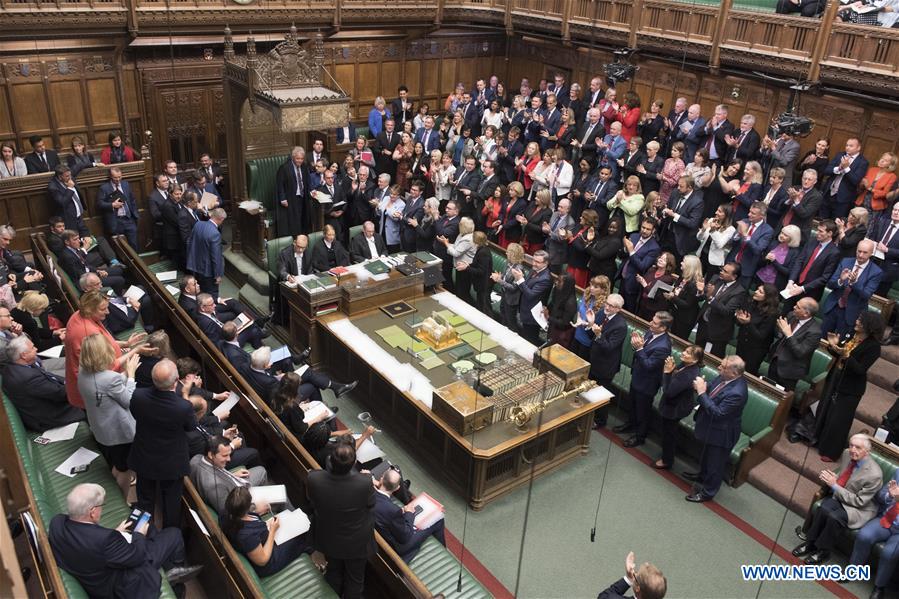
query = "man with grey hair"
xmin=372 ymin=468 xmax=446 ymax=562
xmin=348 ymin=164 xmax=376 ymax=226
xmin=50 ymin=483 xmax=199 ymax=596
xmin=513 ymin=249 xmax=552 ymax=346
xmin=186 ymin=207 xmax=227 ymax=298
xmin=685 ymin=355 xmax=748 ymax=503
xmin=79 ymin=272 xmax=156 ymax=337
xmin=195 ymin=291 xmax=267 ymax=349
xmin=793 ymin=433 xmax=882 ymax=566
xmin=97 ymin=165 xmax=139 ymax=248
xmin=724 ymin=114 xmax=761 ymax=165
xmin=349 ymin=221 xmax=387 ymax=264
xmin=244 ymin=345 xmax=355 ymax=405
xmin=2 ymin=335 xmax=82 ymax=431
xmin=275 ymin=145 xmax=310 ymax=236
xmin=129 ymin=359 xmax=195 ymax=528
xmin=587 ymin=293 xmax=628 ymax=428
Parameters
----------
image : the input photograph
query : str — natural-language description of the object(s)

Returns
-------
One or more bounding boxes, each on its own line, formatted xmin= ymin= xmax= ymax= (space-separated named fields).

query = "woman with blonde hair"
xmin=497 ymin=181 xmax=527 ymax=248
xmin=432 ymin=151 xmax=456 ymax=208
xmin=12 ymin=290 xmax=64 ymax=351
xmin=727 ymin=160 xmax=763 ymax=221
xmin=134 ymin=330 xmax=177 ymax=387
xmin=666 ymin=254 xmax=704 ymax=339
xmin=572 ymin=275 xmax=611 ymax=360
xmin=440 ymin=216 xmax=476 ymax=302
xmin=492 ymin=242 xmax=525 ymax=332
xmin=78 ymin=333 xmax=140 ymax=497
xmin=756 ymin=224 xmax=802 ymax=290
xmin=517 ymin=188 xmax=553 ymax=253
xmin=368 ymin=96 xmax=391 ymax=137
xmin=836 ymin=207 xmax=869 ymax=258
xmin=856 ymin=151 xmax=898 ymax=217
xmin=66 ymin=136 xmax=102 ymax=179
xmin=696 ymin=204 xmax=735 ymax=276
xmin=607 ymin=175 xmax=645 ymax=234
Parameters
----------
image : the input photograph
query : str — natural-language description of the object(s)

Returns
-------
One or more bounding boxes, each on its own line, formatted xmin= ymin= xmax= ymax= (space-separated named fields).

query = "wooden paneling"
xmin=357 ymin=62 xmax=381 ymax=102
xmin=440 ymin=57 xmax=457 ymax=94
xmin=49 ymin=80 xmax=86 ymax=129
xmin=380 ymin=61 xmax=401 ymax=99
xmin=422 ymin=59 xmax=440 ymax=97
xmin=10 ymin=83 xmax=49 ymax=133
xmin=86 ymin=78 xmax=118 ymax=126
xmin=405 ymin=60 xmax=421 ymax=97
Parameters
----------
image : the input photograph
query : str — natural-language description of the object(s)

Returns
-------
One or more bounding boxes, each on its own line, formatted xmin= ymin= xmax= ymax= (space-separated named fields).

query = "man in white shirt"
xmin=822 ymin=137 xmax=868 ymax=220
xmin=277 ymin=234 xmax=310 ymax=281
xmin=349 ymin=221 xmax=387 ymax=264
xmin=189 ymin=436 xmax=269 ymax=514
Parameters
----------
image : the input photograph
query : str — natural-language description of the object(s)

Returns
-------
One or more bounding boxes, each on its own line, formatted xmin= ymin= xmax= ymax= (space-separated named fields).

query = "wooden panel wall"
xmin=0 ymin=51 xmax=143 ymax=158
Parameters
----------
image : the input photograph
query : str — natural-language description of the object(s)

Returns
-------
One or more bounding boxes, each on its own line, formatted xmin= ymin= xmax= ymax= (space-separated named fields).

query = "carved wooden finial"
xmin=223 ymin=26 xmax=234 ymax=61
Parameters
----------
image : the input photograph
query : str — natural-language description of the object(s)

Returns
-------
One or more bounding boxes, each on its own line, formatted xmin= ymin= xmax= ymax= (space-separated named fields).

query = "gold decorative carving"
xmin=280 ymin=102 xmax=347 ymax=133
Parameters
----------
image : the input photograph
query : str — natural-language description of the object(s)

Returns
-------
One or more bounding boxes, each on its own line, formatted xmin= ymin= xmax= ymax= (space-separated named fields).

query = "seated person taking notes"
xmin=372 ymin=468 xmax=446 ymax=562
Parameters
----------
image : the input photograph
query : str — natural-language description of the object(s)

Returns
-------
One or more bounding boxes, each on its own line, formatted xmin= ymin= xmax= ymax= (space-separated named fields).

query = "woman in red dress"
xmin=614 ymin=91 xmax=642 ymax=143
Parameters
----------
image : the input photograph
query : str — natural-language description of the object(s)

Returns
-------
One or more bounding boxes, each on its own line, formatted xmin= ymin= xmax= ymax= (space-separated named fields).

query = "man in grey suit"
xmin=760 ymin=132 xmax=800 ymax=183
xmin=767 ymin=297 xmax=821 ymax=392
xmin=544 ymin=198 xmax=575 ymax=274
xmin=189 ymin=436 xmax=269 ymax=514
xmin=793 ymin=434 xmax=882 ymax=565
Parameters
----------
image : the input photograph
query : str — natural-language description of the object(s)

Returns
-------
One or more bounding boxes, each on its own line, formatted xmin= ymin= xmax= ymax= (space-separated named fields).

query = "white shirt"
xmin=294 ymin=251 xmax=305 ymax=275
xmin=365 ymin=235 xmax=380 ymax=258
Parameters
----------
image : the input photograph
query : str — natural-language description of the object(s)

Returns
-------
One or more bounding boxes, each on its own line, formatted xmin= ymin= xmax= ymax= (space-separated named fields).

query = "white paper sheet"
xmin=273 ymin=508 xmax=311 ymax=545
xmin=270 ymin=345 xmax=291 ymax=364
xmin=531 ymin=301 xmax=548 ymax=330
xmin=250 ymin=485 xmax=288 ymax=506
xmin=37 ymin=345 xmax=64 ymax=359
xmin=155 ymin=270 xmax=177 ymax=282
xmin=55 ymin=447 xmax=100 ymax=478
xmin=42 ymin=422 xmax=79 ymax=442
xmin=189 ymin=508 xmax=210 ymax=537
xmin=213 ymin=393 xmax=240 ymax=419
xmin=123 ymin=285 xmax=146 ymax=302
xmin=581 ymin=386 xmax=614 ymax=404
xmin=295 ymin=364 xmax=310 ymax=377
xmin=875 ymin=427 xmax=890 ymax=442
xmin=165 ymin=284 xmax=180 ymax=296
xmin=352 ymin=435 xmax=386 ymax=463
xmin=409 ymin=492 xmax=445 ymax=530
xmin=302 ymin=401 xmax=334 ymax=424
xmin=874 ymin=248 xmax=885 ymax=260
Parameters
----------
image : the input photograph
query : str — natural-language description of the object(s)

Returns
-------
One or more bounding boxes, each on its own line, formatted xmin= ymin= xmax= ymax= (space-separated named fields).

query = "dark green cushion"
xmin=246 ymin=155 xmax=289 ymax=213
xmin=408 ymin=537 xmax=491 ymax=598
xmin=266 ymin=236 xmax=294 ymax=279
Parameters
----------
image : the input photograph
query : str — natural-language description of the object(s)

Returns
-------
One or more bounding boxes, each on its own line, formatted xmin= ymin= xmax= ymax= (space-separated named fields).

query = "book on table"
xmin=364 ymin=260 xmax=390 ymax=275
xmin=408 ymin=492 xmax=445 ymax=529
xmin=232 ymin=312 xmax=255 ymax=334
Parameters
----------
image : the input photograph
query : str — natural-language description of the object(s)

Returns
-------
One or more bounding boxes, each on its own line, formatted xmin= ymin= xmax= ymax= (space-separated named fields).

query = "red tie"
xmin=881 ymin=502 xmax=899 ymax=529
xmin=836 ymin=460 xmax=857 ymax=488
xmin=709 ymin=381 xmax=726 ymax=397
xmin=838 ymin=266 xmax=859 ymax=309
xmin=735 ymin=224 xmax=756 ymax=262
xmin=797 ymin=245 xmax=822 ymax=285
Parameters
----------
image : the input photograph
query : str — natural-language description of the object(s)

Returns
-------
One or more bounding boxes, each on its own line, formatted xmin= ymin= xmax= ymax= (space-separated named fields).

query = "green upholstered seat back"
xmin=808 ymin=349 xmax=833 ymax=381
xmin=356 ymin=126 xmax=371 ymax=141
xmin=308 ymin=230 xmax=323 ymax=251
xmin=348 ymin=224 xmax=363 ymax=242
xmin=872 ymin=452 xmax=899 ymax=481
xmin=741 ymin=389 xmax=777 ymax=435
xmin=246 ymin=155 xmax=289 ymax=212
xmin=266 ymin=236 xmax=294 ymax=277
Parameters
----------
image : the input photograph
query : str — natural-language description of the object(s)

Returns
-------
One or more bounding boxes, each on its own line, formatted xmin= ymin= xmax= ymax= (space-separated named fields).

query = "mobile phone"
xmin=34 ymin=436 xmax=50 ymax=445
xmin=128 ymin=508 xmax=151 ymax=530
xmin=70 ymin=463 xmax=90 ymax=474
xmin=412 ymin=505 xmax=424 ymax=517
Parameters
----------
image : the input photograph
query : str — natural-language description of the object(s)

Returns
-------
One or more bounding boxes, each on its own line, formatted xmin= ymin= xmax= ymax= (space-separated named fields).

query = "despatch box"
xmin=432 ymin=380 xmax=495 ymax=436
xmin=533 ymin=344 xmax=590 ymax=390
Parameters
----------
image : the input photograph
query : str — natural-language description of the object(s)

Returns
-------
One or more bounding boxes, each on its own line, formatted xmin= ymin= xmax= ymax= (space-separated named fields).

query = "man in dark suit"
xmin=664 ymin=97 xmax=689 ymax=157
xmin=723 ymin=114 xmax=761 ymax=165
xmin=659 ymin=176 xmax=703 ymax=260
xmin=307 ymin=443 xmax=376 ymax=599
xmin=514 ymin=249 xmax=553 ymax=346
xmin=782 ymin=220 xmax=841 ymax=312
xmin=821 ymin=138 xmax=869 ymax=220
xmin=414 ymin=115 xmax=441 ymax=154
xmin=400 ymin=181 xmax=426 ymax=252
xmin=698 ymin=104 xmax=734 ymax=166
xmin=453 ymin=156 xmax=483 ymax=218
xmin=683 ymin=356 xmax=749 ymax=502
xmin=868 ymin=201 xmax=899 ymax=298
xmin=178 ymin=274 xmax=246 ymax=322
xmin=348 ymin=165 xmax=376 ymax=227
xmin=673 ymin=104 xmax=706 ymax=164
xmin=618 ymin=312 xmax=673 ymax=448
xmin=148 ymin=173 xmax=171 ymax=251
xmin=49 ymin=483 xmax=198 ymax=599
xmin=24 ymin=135 xmax=60 ymax=174
xmin=545 ymin=198 xmax=575 ymax=274
xmin=434 ymin=201 xmax=460 ymax=290
xmin=727 ymin=202 xmax=773 ymax=287
xmin=547 ymin=74 xmax=569 ymax=107
xmin=768 ymin=297 xmax=822 ymax=393
xmin=58 ymin=229 xmax=127 ymax=295
xmin=349 ymin=221 xmax=387 ymax=263
xmin=48 ymin=166 xmax=90 ymax=237
xmin=46 ymin=216 xmax=117 ymax=271
xmin=177 ymin=191 xmax=202 ymax=251
xmin=496 ymin=126 xmax=524 ymax=185
xmin=129 ymin=359 xmax=195 ymax=528
xmin=760 ymin=132 xmax=801 ymax=184
xmin=244 ymin=345 xmax=354 ymax=405
xmin=2 ymin=336 xmax=83 ymax=431
xmin=585 ymin=165 xmax=618 ymax=231
xmin=159 ymin=185 xmax=184 ymax=268
xmin=459 ymin=92 xmax=481 ymax=138
xmin=372 ymin=468 xmax=446 ymax=562
xmin=820 ymin=239 xmax=883 ymax=338
xmin=277 ymin=234 xmax=312 ymax=281
xmin=390 ymin=86 xmax=414 ymax=130
xmin=275 ymin=147 xmax=311 ymax=237
xmin=538 ymin=93 xmax=563 ymax=153
xmin=572 ymin=107 xmax=604 ymax=165
xmin=315 ymin=169 xmax=348 ymax=241
xmin=596 ymin=551 xmax=667 ymax=599
xmin=97 ymin=166 xmax=140 ymax=249
xmin=306 ymin=139 xmax=329 ymax=174
xmin=335 ymin=119 xmax=357 ymax=145
xmin=198 ymin=153 xmax=225 ymax=198
xmin=618 ymin=218 xmax=661 ymax=314
xmin=185 ymin=396 xmax=261 ymax=468
xmin=195 ymin=292 xmax=266 ymax=349
xmin=695 ymin=262 xmax=746 ymax=357
xmin=373 ymin=118 xmax=401 ymax=181
xmin=778 ymin=169 xmax=823 ymax=243
xmin=587 ymin=293 xmax=628 ymax=428
xmin=186 ymin=208 xmax=226 ymax=298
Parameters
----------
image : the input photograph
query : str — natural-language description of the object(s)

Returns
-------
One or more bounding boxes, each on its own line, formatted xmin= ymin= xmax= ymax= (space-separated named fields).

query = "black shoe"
xmin=334 ymin=381 xmax=358 ymax=397
xmin=791 ymin=543 xmax=813 ymax=557
xmin=623 ymin=436 xmax=644 ymax=448
xmin=682 ymin=471 xmax=701 ymax=481
xmin=803 ymin=550 xmax=829 ymax=565
xmin=685 ymin=492 xmax=712 ymax=503
xmin=787 ymin=431 xmax=802 ymax=444
xmin=612 ymin=423 xmax=634 ymax=434
xmin=653 ymin=460 xmax=671 ymax=470
xmin=870 ymin=586 xmax=885 ymax=599
xmin=794 ymin=525 xmax=807 ymax=541
xmin=293 ymin=348 xmax=312 ymax=365
xmin=165 ymin=564 xmax=203 ymax=585
xmin=254 ymin=315 xmax=272 ymax=329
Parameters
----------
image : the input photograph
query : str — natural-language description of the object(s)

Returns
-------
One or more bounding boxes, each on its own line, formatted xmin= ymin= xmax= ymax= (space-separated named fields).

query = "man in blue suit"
xmin=820 ymin=239 xmax=883 ymax=338
xmin=618 ymin=218 xmax=661 ymax=313
xmin=587 ymin=293 xmax=628 ymax=428
xmin=514 ymin=249 xmax=553 ymax=346
xmin=49 ymin=483 xmax=198 ymax=599
xmin=335 ymin=119 xmax=357 ymax=145
xmin=684 ymin=355 xmax=749 ymax=503
xmin=538 ymin=93 xmax=563 ymax=152
xmin=727 ymin=202 xmax=773 ymax=287
xmin=848 ymin=467 xmax=899 ymax=599
xmin=584 ymin=165 xmax=618 ymax=231
xmin=372 ymin=468 xmax=446 ymax=562
xmin=821 ymin=138 xmax=868 ymax=220
xmin=659 ymin=176 xmax=704 ymax=260
xmin=597 ymin=121 xmax=628 ymax=181
xmin=868 ymin=201 xmax=899 ymax=298
xmin=618 ymin=312 xmax=673 ymax=448
xmin=413 ymin=116 xmax=441 ymax=154
xmin=672 ymin=104 xmax=706 ymax=164
xmin=195 ymin=292 xmax=267 ymax=349
xmin=97 ymin=166 xmax=139 ymax=249
xmin=186 ymin=208 xmax=226 ymax=298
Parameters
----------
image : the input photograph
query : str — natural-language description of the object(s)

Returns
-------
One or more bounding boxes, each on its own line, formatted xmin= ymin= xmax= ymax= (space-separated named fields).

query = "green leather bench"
xmin=804 ymin=443 xmax=899 ymax=577
xmin=408 ymin=537 xmax=492 ymax=598
xmin=2 ymin=395 xmax=176 ymax=598
xmin=246 ymin=155 xmax=289 ymax=213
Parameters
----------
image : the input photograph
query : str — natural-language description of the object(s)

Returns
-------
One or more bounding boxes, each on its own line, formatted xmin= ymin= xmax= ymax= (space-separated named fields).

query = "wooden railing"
xmin=638 ymin=0 xmax=718 ymax=43
xmin=722 ymin=10 xmax=819 ymax=60
xmin=824 ymin=23 xmax=899 ymax=76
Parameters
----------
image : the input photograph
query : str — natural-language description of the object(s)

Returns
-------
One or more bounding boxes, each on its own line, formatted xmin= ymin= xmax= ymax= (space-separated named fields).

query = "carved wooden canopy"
xmin=223 ymin=25 xmax=350 ymax=133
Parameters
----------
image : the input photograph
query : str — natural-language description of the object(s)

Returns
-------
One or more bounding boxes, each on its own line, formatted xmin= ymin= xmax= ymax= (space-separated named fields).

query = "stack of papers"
xmin=123 ymin=286 xmax=146 ymax=302
xmin=41 ymin=423 xmax=79 ymax=443
xmin=269 ymin=345 xmax=292 ymax=364
xmin=302 ymin=401 xmax=335 ymax=424
xmin=409 ymin=492 xmax=445 ymax=529
xmin=273 ymin=508 xmax=311 ymax=545
xmin=55 ymin=447 xmax=99 ymax=478
xmin=155 ymin=270 xmax=177 ymax=282
xmin=250 ymin=485 xmax=288 ymax=506
xmin=352 ymin=434 xmax=386 ymax=463
xmin=213 ymin=393 xmax=240 ymax=418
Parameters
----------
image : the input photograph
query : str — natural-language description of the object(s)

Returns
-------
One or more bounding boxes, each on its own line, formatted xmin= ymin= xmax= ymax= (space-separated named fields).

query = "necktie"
xmin=709 ymin=381 xmax=726 ymax=397
xmin=881 ymin=224 xmax=897 ymax=246
xmin=209 ymin=314 xmax=224 ymax=327
xmin=831 ymin=155 xmax=852 ymax=195
xmin=838 ymin=266 xmax=859 ymax=308
xmin=675 ymin=195 xmax=686 ymax=213
xmin=711 ymin=282 xmax=727 ymax=302
xmin=782 ymin=189 xmax=806 ymax=226
xmin=797 ymin=245 xmax=823 ymax=285
xmin=581 ymin=124 xmax=595 ymax=146
xmin=208 ymin=167 xmax=214 ymax=180
xmin=836 ymin=460 xmax=857 ymax=488
xmin=735 ymin=223 xmax=756 ymax=262
xmin=295 ymin=166 xmax=303 ymax=196
xmin=881 ymin=501 xmax=899 ymax=529
xmin=72 ymin=189 xmax=83 ymax=217
xmin=41 ymin=153 xmax=48 ymax=169
xmin=423 ymin=131 xmax=430 ymax=148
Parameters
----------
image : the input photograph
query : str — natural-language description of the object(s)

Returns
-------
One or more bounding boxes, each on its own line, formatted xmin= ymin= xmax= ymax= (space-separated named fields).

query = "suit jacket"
xmin=700 ymin=119 xmax=735 ymax=163
xmin=335 ymin=122 xmax=357 ymax=145
xmin=189 ymin=454 xmax=266 ymax=514
xmin=869 ymin=216 xmax=899 ymax=282
xmin=453 ymin=168 xmax=483 ymax=208
xmin=598 ymin=134 xmax=627 ymax=177
xmin=47 ymin=176 xmax=89 ymax=236
xmin=787 ymin=240 xmax=841 ymax=299
xmin=128 ymin=386 xmax=194 ymax=479
xmin=58 ymin=246 xmax=95 ymax=285
xmin=767 ymin=316 xmax=822 ymax=380
xmin=471 ymin=173 xmax=499 ymax=209
xmin=822 ymin=259 xmax=883 ymax=327
xmin=178 ymin=206 xmax=200 ymax=246
xmin=103 ymin=298 xmax=139 ymax=336
xmin=309 ymin=239 xmax=350 ymax=273
xmin=349 ymin=232 xmax=387 ymax=263
xmin=433 ymin=215 xmax=459 ymax=259
xmin=2 ymin=362 xmax=83 ymax=431
xmin=496 ymin=139 xmax=524 ymax=184
xmin=726 ymin=220 xmax=773 ymax=280
xmin=545 ymin=212 xmax=575 ymax=266
xmin=763 ymin=186 xmax=790 ymax=227
xmin=348 ymin=179 xmax=376 ymax=226
xmin=306 ymin=469 xmax=376 ymax=559
xmin=699 ymin=279 xmax=747 ymax=342
xmin=373 ymin=131 xmax=401 ymax=174
xmin=778 ymin=188 xmax=822 ymax=239
xmin=97 ymin=179 xmax=139 ymax=236
xmin=400 ymin=195 xmax=426 ymax=249
xmin=725 ymin=128 xmax=761 ymax=164
xmin=373 ymin=492 xmax=423 ymax=562
xmin=596 ymin=577 xmax=634 ymax=599
xmin=219 ymin=340 xmax=251 ymax=376
xmin=518 ymin=267 xmax=553 ymax=327
xmin=414 ymin=128 xmax=441 ymax=153
xmin=147 ymin=188 xmax=167 ymax=222
xmin=676 ymin=117 xmax=706 ymax=164
xmin=665 ymin=189 xmax=704 ymax=256
xmin=588 ymin=312 xmax=627 ymax=381
xmin=694 ymin=375 xmax=748 ymax=449
xmin=824 ymin=153 xmax=869 ymax=206
xmin=829 ymin=450 xmax=883 ymax=529
xmin=245 ymin=368 xmax=279 ymax=404
xmin=630 ymin=332 xmax=672 ymax=397
xmin=659 ymin=364 xmax=700 ymax=420
xmin=25 ymin=149 xmax=60 ymax=174
xmin=186 ymin=220 xmax=223 ymax=278
xmin=277 ymin=245 xmax=311 ymax=280
xmin=762 ymin=137 xmax=801 ymax=183
xmin=618 ymin=234 xmax=660 ymax=296
xmin=275 ymin=159 xmax=310 ymax=204
xmin=49 ymin=516 xmax=162 ymax=599
xmin=159 ymin=197 xmax=181 ymax=250
xmin=575 ymin=121 xmax=603 ymax=163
